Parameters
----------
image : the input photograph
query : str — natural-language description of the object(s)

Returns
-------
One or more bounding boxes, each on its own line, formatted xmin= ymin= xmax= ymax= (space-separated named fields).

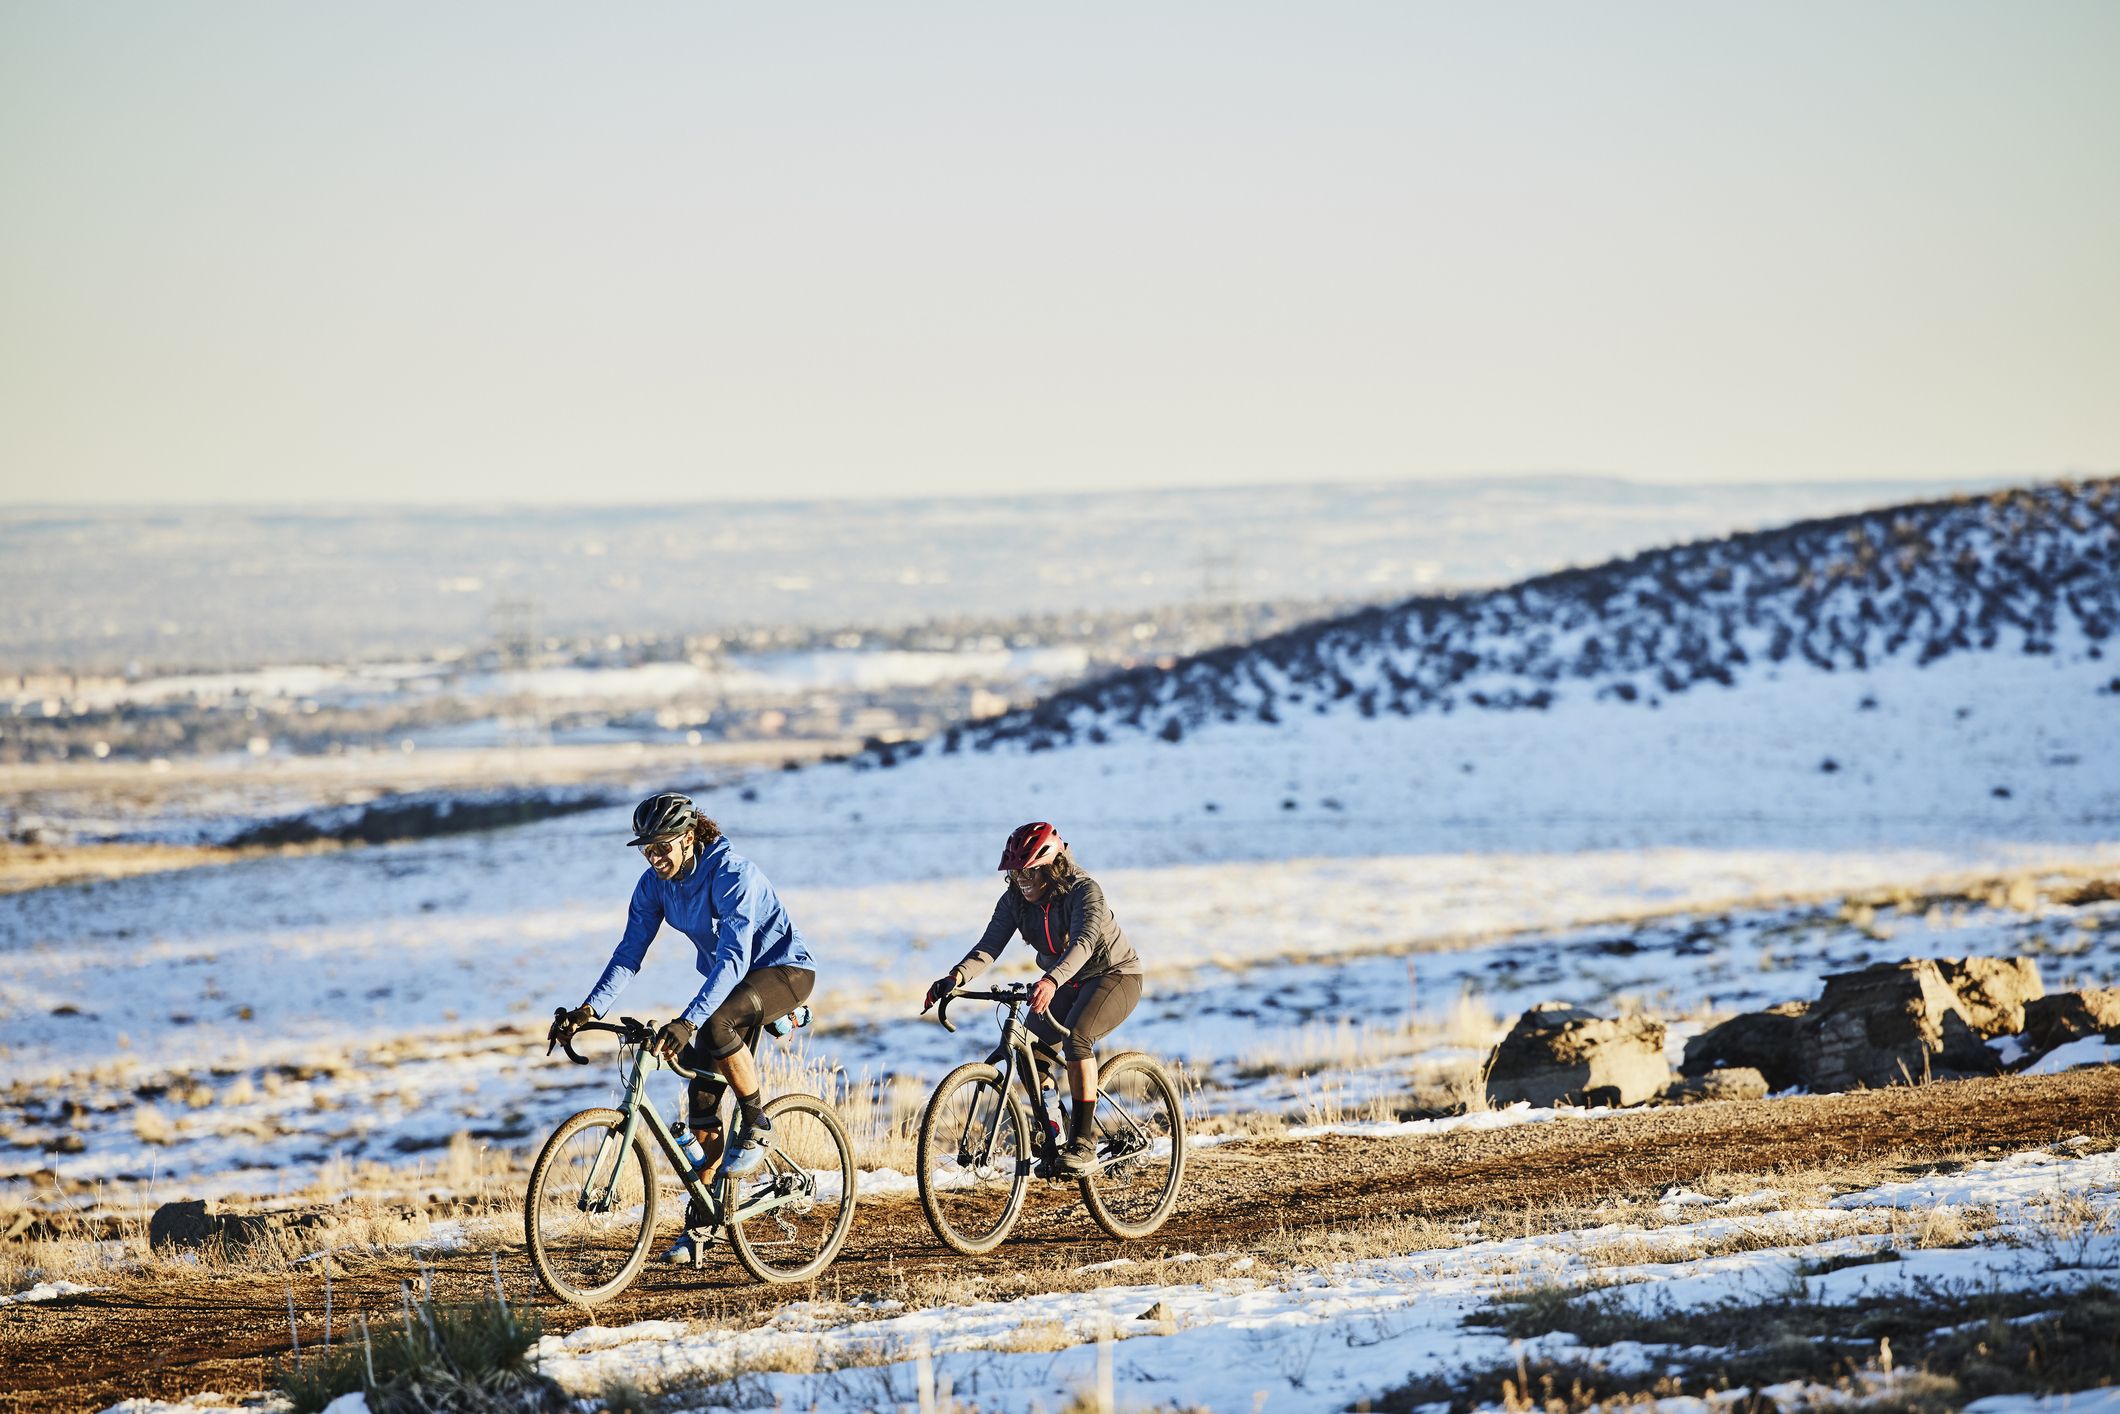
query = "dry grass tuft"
xmin=2008 ymin=1190 xmax=2120 ymax=1269
xmin=131 ymin=1104 xmax=174 ymax=1145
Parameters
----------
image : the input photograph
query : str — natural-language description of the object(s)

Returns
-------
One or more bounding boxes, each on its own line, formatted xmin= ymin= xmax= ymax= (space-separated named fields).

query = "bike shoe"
xmin=660 ymin=1228 xmax=717 ymax=1266
xmin=1055 ymin=1136 xmax=1099 ymax=1176
xmin=721 ymin=1113 xmax=774 ymax=1176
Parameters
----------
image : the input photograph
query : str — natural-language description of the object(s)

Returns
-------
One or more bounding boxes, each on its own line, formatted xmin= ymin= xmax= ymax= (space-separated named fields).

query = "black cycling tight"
xmin=1027 ymin=969 xmax=1142 ymax=1062
xmin=680 ymin=964 xmax=814 ymax=1129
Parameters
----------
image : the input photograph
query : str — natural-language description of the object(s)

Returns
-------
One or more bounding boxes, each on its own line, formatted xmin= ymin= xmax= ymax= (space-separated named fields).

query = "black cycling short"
xmin=1027 ymin=969 xmax=1141 ymax=1062
xmin=680 ymin=964 xmax=814 ymax=1128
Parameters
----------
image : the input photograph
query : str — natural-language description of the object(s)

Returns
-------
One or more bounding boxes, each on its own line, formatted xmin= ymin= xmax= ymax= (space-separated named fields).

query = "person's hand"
xmin=654 ymin=1018 xmax=696 ymax=1063
xmin=922 ymin=972 xmax=961 ymax=1013
xmin=547 ymin=1004 xmax=594 ymax=1052
xmin=1029 ymin=975 xmax=1058 ymax=1016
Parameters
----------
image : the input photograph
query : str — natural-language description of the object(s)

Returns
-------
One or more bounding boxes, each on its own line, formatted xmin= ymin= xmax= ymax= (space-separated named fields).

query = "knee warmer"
xmin=703 ymin=1009 xmax=751 ymax=1059
xmin=687 ymin=1078 xmax=727 ymax=1131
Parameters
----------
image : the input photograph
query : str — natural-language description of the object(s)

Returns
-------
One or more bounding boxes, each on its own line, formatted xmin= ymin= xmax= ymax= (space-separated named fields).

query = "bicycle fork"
xmin=578 ymin=1062 xmax=656 ymax=1214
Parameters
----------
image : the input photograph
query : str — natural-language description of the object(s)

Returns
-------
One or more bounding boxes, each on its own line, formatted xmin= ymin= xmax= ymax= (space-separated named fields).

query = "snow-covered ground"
xmin=23 ymin=645 xmax=1095 ymax=716
xmin=8 ymin=591 xmax=2120 ymax=1412
xmin=4 ymin=647 xmax=2118 ymax=1203
xmin=98 ymin=1141 xmax=2120 ymax=1414
xmin=518 ymin=1144 xmax=2120 ymax=1414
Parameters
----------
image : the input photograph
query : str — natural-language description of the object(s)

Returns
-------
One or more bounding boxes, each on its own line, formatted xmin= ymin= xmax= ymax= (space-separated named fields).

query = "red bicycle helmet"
xmin=999 ymin=821 xmax=1063 ymax=872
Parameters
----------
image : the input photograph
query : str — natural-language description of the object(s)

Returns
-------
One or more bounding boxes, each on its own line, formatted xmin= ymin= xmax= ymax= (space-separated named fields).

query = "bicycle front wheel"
xmin=728 ymin=1093 xmax=857 ymax=1284
xmin=524 ymin=1107 xmax=659 ymax=1306
xmin=916 ymin=1062 xmax=1032 ymax=1254
xmin=1077 ymin=1052 xmax=1184 ymax=1240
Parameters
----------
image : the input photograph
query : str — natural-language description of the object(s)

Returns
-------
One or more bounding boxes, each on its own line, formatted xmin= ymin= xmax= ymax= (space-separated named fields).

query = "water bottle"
xmin=671 ymin=1120 xmax=707 ymax=1175
xmin=765 ymin=1004 xmax=811 ymax=1038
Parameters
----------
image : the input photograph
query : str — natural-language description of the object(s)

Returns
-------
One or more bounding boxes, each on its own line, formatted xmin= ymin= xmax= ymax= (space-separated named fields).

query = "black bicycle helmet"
xmin=627 ymin=792 xmax=699 ymax=847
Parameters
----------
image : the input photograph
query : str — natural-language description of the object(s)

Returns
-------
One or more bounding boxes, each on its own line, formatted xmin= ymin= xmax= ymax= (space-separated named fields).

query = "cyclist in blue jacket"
xmin=549 ymin=793 xmax=815 ymax=1259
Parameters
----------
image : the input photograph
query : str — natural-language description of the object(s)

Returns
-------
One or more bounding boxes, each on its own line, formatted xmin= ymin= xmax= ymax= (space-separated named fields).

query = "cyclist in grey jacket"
xmin=923 ymin=822 xmax=1142 ymax=1175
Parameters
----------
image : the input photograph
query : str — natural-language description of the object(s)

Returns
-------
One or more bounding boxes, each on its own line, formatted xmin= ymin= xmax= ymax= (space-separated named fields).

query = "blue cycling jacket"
xmin=583 ymin=836 xmax=816 ymax=1028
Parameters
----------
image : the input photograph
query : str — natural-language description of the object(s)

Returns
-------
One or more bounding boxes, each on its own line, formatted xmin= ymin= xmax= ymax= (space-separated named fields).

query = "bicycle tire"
xmin=1076 ymin=1052 xmax=1184 ymax=1241
xmin=524 ymin=1107 xmax=660 ymax=1306
xmin=727 ymin=1093 xmax=858 ymax=1284
xmin=916 ymin=1062 xmax=1033 ymax=1254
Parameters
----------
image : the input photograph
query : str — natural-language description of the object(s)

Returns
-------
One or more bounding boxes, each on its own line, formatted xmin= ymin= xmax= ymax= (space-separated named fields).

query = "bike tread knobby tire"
xmin=916 ymin=1061 xmax=1032 ymax=1255
xmin=524 ymin=1106 xmax=659 ymax=1307
xmin=727 ymin=1093 xmax=858 ymax=1284
xmin=1077 ymin=1051 xmax=1185 ymax=1241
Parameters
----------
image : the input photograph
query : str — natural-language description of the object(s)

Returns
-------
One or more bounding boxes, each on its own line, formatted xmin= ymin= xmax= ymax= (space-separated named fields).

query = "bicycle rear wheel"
xmin=916 ymin=1062 xmax=1032 ymax=1254
xmin=524 ymin=1107 xmax=659 ymax=1306
xmin=1077 ymin=1052 xmax=1184 ymax=1240
xmin=728 ymin=1093 xmax=857 ymax=1284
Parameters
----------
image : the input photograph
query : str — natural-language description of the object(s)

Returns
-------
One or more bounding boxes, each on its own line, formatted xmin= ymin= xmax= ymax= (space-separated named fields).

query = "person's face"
xmin=640 ymin=831 xmax=693 ymax=880
xmin=1012 ymin=867 xmax=1048 ymax=901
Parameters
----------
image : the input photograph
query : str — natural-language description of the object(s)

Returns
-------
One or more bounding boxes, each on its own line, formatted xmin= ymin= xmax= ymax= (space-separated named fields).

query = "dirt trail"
xmin=7 ymin=1068 xmax=2119 ymax=1413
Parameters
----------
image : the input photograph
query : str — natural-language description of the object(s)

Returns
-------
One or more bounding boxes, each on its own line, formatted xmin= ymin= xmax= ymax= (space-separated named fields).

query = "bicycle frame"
xmin=937 ymin=986 xmax=1111 ymax=1174
xmin=979 ymin=1004 xmax=1065 ymax=1167
xmin=563 ymin=1017 xmax=810 ymax=1228
xmin=945 ymin=992 xmax=1178 ymax=1178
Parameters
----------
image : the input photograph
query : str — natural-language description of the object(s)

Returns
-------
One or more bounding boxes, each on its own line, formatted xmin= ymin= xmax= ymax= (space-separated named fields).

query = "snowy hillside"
xmin=939 ymin=480 xmax=2118 ymax=756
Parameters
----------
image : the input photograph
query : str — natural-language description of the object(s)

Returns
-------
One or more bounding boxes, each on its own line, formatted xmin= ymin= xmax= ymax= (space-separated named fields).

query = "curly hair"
xmin=689 ymin=814 xmax=724 ymax=850
xmin=1016 ymin=845 xmax=1081 ymax=894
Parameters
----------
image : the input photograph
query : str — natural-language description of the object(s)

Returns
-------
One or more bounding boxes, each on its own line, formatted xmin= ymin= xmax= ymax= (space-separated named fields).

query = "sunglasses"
xmin=640 ymin=837 xmax=686 ymax=861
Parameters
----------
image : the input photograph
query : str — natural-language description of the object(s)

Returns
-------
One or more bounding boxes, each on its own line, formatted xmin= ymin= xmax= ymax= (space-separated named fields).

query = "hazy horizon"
xmin=0 ymin=467 xmax=2027 ymax=514
xmin=0 ymin=476 xmax=2015 ymax=673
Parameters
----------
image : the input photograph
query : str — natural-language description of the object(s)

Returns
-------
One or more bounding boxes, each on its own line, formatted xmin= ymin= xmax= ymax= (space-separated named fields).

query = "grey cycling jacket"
xmin=952 ymin=875 xmax=1143 ymax=989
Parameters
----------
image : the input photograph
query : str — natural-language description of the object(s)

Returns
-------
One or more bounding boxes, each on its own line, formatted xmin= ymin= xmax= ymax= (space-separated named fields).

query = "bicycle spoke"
xmin=728 ymin=1095 xmax=855 ymax=1283
xmin=917 ymin=1065 xmax=1031 ymax=1254
xmin=525 ymin=1110 xmax=656 ymax=1305
xmin=1079 ymin=1055 xmax=1183 ymax=1240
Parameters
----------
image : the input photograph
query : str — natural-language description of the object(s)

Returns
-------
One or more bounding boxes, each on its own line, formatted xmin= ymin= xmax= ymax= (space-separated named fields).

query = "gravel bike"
xmin=525 ymin=1014 xmax=856 ymax=1305
xmin=917 ymin=982 xmax=1183 ymax=1253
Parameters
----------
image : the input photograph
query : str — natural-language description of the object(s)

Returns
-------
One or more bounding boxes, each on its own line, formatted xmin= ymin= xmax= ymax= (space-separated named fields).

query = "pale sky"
xmin=1 ymin=2 xmax=2114 ymax=504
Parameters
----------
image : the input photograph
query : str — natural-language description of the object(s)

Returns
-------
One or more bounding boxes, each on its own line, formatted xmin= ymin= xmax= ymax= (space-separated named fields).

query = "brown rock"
xmin=147 ymin=1199 xmax=216 ymax=1252
xmin=147 ymin=1199 xmax=335 ymax=1255
xmin=1680 ymin=1002 xmax=1809 ymax=1091
xmin=2022 ymin=989 xmax=2120 ymax=1055
xmin=1485 ymin=1003 xmax=1672 ymax=1109
xmin=2055 ymin=878 xmax=2120 ymax=906
xmin=1801 ymin=960 xmax=1999 ymax=1092
xmin=1933 ymin=956 xmax=2044 ymax=1037
xmin=1661 ymin=1068 xmax=1770 ymax=1105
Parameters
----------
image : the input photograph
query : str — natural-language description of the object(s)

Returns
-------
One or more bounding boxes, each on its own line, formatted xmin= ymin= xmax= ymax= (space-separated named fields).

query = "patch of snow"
xmin=0 ymin=1279 xmax=99 ymax=1306
xmin=2023 ymin=1036 xmax=2118 ymax=1076
xmin=1990 ymin=1032 xmax=2032 ymax=1067
xmin=1833 ymin=1147 xmax=2120 ymax=1211
xmin=1287 ymin=1101 xmax=1642 ymax=1142
xmin=1965 ymin=1390 xmax=2120 ymax=1414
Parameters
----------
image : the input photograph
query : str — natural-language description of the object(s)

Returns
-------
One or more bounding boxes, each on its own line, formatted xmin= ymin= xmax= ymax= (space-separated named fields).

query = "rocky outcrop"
xmin=1661 ymin=1068 xmax=1770 ymax=1105
xmin=945 ymin=479 xmax=2120 ymax=755
xmin=1680 ymin=1002 xmax=1809 ymax=1091
xmin=1485 ymin=1003 xmax=1672 ymax=1109
xmin=147 ymin=1199 xmax=380 ymax=1256
xmin=1801 ymin=961 xmax=2001 ymax=1091
xmin=1933 ymin=957 xmax=2044 ymax=1037
xmin=2022 ymin=988 xmax=2120 ymax=1055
